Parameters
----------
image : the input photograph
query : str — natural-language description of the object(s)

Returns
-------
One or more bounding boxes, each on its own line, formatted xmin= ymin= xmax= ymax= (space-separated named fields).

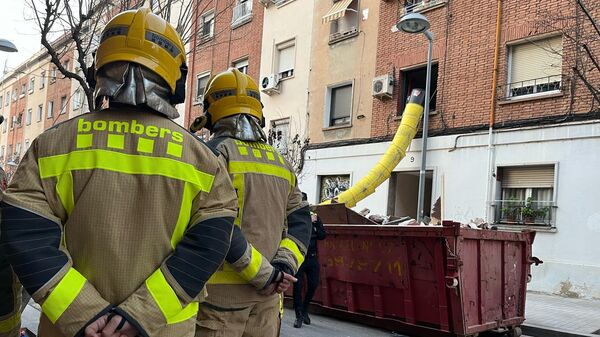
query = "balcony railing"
xmin=403 ymin=0 xmax=446 ymax=15
xmin=499 ymin=75 xmax=562 ymax=100
xmin=495 ymin=199 xmax=555 ymax=226
xmin=232 ymin=1 xmax=253 ymax=27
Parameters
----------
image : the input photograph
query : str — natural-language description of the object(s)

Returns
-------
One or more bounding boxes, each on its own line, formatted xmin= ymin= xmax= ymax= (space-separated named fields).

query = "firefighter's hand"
xmin=100 ymin=314 xmax=139 ymax=337
xmin=276 ymin=272 xmax=297 ymax=293
xmin=85 ymin=314 xmax=109 ymax=337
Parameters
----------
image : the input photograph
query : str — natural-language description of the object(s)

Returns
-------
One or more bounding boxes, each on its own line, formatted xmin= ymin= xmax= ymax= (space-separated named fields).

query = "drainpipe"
xmin=485 ymin=0 xmax=502 ymax=223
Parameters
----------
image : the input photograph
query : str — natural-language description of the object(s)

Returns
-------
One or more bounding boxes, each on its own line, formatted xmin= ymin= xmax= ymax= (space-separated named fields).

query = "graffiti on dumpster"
xmin=325 ymin=256 xmax=402 ymax=277
xmin=321 ymin=237 xmax=408 ymax=288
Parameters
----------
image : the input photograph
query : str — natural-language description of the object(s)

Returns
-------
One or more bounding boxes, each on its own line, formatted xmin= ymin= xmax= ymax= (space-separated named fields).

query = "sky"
xmin=0 ymin=1 xmax=43 ymax=75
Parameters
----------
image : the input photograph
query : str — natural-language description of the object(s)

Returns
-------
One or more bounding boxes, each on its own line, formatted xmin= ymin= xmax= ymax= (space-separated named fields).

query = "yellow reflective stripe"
xmin=38 ymin=149 xmax=214 ymax=193
xmin=55 ymin=171 xmax=74 ymax=215
xmin=232 ymin=174 xmax=244 ymax=226
xmin=42 ymin=268 xmax=86 ymax=324
xmin=207 ymin=269 xmax=247 ymax=284
xmin=280 ymin=238 xmax=305 ymax=266
xmin=239 ymin=246 xmax=263 ymax=281
xmin=228 ymin=161 xmax=294 ymax=185
xmin=171 ymin=182 xmax=202 ymax=248
xmin=146 ymin=269 xmax=199 ymax=324
xmin=0 ymin=313 xmax=20 ymax=333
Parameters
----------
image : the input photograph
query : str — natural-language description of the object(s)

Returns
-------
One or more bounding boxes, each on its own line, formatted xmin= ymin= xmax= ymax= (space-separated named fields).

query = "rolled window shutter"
xmin=511 ymin=36 xmax=563 ymax=85
xmin=502 ymin=165 xmax=555 ymax=188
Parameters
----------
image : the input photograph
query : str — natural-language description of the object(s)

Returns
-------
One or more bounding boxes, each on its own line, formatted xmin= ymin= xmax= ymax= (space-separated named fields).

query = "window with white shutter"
xmin=276 ymin=40 xmax=295 ymax=79
xmin=507 ymin=36 xmax=563 ymax=98
xmin=496 ymin=165 xmax=556 ymax=226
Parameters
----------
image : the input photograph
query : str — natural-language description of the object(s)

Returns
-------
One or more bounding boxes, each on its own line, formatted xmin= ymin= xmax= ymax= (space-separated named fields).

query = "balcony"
xmin=403 ymin=0 xmax=447 ymax=15
xmin=495 ymin=199 xmax=555 ymax=227
xmin=232 ymin=1 xmax=253 ymax=28
xmin=499 ymin=75 xmax=562 ymax=101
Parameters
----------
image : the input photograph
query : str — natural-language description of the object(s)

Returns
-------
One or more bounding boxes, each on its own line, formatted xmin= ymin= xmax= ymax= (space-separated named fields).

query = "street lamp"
xmin=0 ymin=39 xmax=18 ymax=53
xmin=393 ymin=13 xmax=434 ymax=223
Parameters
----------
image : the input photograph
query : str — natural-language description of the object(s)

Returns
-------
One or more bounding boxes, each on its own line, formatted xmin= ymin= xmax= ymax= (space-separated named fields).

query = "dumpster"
xmin=293 ymin=205 xmax=539 ymax=337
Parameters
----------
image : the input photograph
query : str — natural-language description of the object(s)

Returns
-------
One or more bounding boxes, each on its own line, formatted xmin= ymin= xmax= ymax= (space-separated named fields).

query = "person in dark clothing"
xmin=293 ymin=192 xmax=327 ymax=328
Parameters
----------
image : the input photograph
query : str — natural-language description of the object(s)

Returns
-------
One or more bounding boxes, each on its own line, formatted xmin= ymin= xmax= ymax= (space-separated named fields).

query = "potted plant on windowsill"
xmin=501 ymin=197 xmax=520 ymax=222
xmin=521 ymin=197 xmax=540 ymax=224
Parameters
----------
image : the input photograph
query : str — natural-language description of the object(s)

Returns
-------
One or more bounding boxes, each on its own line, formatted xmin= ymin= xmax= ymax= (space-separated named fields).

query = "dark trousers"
xmin=293 ymin=255 xmax=320 ymax=316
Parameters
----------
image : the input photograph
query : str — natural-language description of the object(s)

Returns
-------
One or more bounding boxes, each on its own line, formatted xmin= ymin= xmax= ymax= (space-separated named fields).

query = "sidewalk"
xmin=524 ymin=292 xmax=600 ymax=337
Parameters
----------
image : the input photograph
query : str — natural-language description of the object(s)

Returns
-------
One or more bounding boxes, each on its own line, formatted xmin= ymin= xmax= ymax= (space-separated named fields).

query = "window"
xmin=0 ymin=96 xmax=3 ymax=108
xmin=403 ymin=0 xmax=445 ymax=14
xmin=399 ymin=64 xmax=438 ymax=114
xmin=200 ymin=11 xmax=215 ymax=40
xmin=60 ymin=96 xmax=67 ymax=114
xmin=233 ymin=59 xmax=249 ymax=74
xmin=37 ymin=104 xmax=43 ymax=122
xmin=232 ymin=0 xmax=253 ymax=27
xmin=319 ymin=174 xmax=350 ymax=202
xmin=24 ymin=139 xmax=30 ymax=151
xmin=15 ymin=143 xmax=21 ymax=158
xmin=276 ymin=40 xmax=295 ymax=79
xmin=50 ymin=67 xmax=57 ymax=82
xmin=17 ymin=112 xmax=23 ymax=127
xmin=495 ymin=165 xmax=556 ymax=227
xmin=4 ymin=92 xmax=8 ymax=106
xmin=20 ymin=84 xmax=26 ymax=97
xmin=73 ymin=89 xmax=82 ymax=110
xmin=195 ymin=73 xmax=211 ymax=103
xmin=327 ymin=83 xmax=353 ymax=126
xmin=26 ymin=108 xmax=32 ymax=125
xmin=268 ymin=118 xmax=290 ymax=154
xmin=47 ymin=101 xmax=54 ymax=118
xmin=12 ymin=89 xmax=17 ymax=101
xmin=29 ymin=77 xmax=35 ymax=93
xmin=323 ymin=0 xmax=359 ymax=44
xmin=505 ymin=36 xmax=562 ymax=99
xmin=40 ymin=71 xmax=46 ymax=89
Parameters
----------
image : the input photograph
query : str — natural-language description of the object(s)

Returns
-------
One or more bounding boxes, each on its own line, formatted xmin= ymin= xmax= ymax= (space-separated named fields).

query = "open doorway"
xmin=387 ymin=170 xmax=433 ymax=219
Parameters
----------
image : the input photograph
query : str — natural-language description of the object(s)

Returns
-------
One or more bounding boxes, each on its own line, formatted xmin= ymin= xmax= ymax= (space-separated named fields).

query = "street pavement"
xmin=21 ymin=302 xmax=535 ymax=337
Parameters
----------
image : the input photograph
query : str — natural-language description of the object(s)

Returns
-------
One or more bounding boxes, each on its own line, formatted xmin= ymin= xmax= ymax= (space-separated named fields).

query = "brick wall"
xmin=45 ymin=52 xmax=74 ymax=130
xmin=185 ymin=0 xmax=264 ymax=128
xmin=372 ymin=0 xmax=596 ymax=138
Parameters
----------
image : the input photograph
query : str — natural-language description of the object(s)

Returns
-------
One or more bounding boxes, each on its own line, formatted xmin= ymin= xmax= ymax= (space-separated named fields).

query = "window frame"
xmin=47 ymin=100 xmax=54 ymax=119
xmin=275 ymin=39 xmax=296 ymax=81
xmin=269 ymin=117 xmax=291 ymax=155
xmin=494 ymin=163 xmax=559 ymax=229
xmin=29 ymin=77 xmax=35 ymax=94
xmin=200 ymin=10 xmax=215 ymax=41
xmin=324 ymin=80 xmax=354 ymax=128
xmin=233 ymin=58 xmax=249 ymax=74
xmin=328 ymin=0 xmax=360 ymax=44
xmin=195 ymin=72 xmax=211 ymax=104
xmin=37 ymin=104 xmax=43 ymax=122
xmin=505 ymin=34 xmax=563 ymax=100
xmin=26 ymin=108 xmax=32 ymax=125
xmin=40 ymin=71 xmax=46 ymax=89
xmin=60 ymin=96 xmax=67 ymax=115
xmin=397 ymin=62 xmax=439 ymax=116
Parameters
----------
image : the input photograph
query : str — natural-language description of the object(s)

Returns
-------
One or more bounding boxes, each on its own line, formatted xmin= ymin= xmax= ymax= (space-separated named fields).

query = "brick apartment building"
xmin=186 ymin=0 xmax=265 ymax=129
xmin=299 ymin=0 xmax=600 ymax=298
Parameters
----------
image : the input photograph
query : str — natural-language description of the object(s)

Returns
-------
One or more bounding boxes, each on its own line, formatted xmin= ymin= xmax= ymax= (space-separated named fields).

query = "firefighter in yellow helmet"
xmin=0 ymin=9 xmax=237 ymax=337
xmin=193 ymin=68 xmax=312 ymax=337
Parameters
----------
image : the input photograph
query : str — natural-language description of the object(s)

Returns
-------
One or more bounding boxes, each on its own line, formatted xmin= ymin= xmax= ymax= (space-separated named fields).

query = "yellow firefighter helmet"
xmin=95 ymin=8 xmax=187 ymax=100
xmin=203 ymin=68 xmax=264 ymax=129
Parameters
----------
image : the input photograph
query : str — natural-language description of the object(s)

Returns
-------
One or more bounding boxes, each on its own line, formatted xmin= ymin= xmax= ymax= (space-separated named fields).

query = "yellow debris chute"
xmin=321 ymin=88 xmax=425 ymax=208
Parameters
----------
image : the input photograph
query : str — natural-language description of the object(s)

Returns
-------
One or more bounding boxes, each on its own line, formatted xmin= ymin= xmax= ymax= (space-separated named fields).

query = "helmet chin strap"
xmin=93 ymin=62 xmax=180 ymax=119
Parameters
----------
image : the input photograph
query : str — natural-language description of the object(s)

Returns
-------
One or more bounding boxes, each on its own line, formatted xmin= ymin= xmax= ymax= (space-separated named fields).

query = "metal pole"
xmin=417 ymin=31 xmax=433 ymax=223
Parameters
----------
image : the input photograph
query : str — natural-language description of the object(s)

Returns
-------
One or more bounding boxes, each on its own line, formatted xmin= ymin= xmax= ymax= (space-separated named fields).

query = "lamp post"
xmin=393 ymin=13 xmax=434 ymax=223
xmin=0 ymin=39 xmax=18 ymax=53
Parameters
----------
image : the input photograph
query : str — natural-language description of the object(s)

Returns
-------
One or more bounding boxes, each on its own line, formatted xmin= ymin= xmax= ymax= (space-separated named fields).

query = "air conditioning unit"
xmin=372 ymin=74 xmax=394 ymax=99
xmin=260 ymin=74 xmax=280 ymax=95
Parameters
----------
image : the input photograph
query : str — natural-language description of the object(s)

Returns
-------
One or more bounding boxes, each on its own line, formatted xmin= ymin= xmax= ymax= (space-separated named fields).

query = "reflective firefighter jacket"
xmin=0 ymin=199 xmax=21 ymax=337
xmin=0 ymin=108 xmax=238 ymax=337
xmin=204 ymin=136 xmax=312 ymax=308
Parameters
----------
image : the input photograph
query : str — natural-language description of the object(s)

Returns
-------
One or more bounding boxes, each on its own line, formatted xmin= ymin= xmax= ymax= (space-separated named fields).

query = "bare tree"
xmin=268 ymin=129 xmax=310 ymax=178
xmin=537 ymin=0 xmax=600 ymax=108
xmin=27 ymin=0 xmax=203 ymax=111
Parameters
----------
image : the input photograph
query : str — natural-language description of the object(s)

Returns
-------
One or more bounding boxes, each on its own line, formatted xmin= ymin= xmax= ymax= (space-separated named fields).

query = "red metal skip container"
xmin=302 ymin=205 xmax=539 ymax=337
